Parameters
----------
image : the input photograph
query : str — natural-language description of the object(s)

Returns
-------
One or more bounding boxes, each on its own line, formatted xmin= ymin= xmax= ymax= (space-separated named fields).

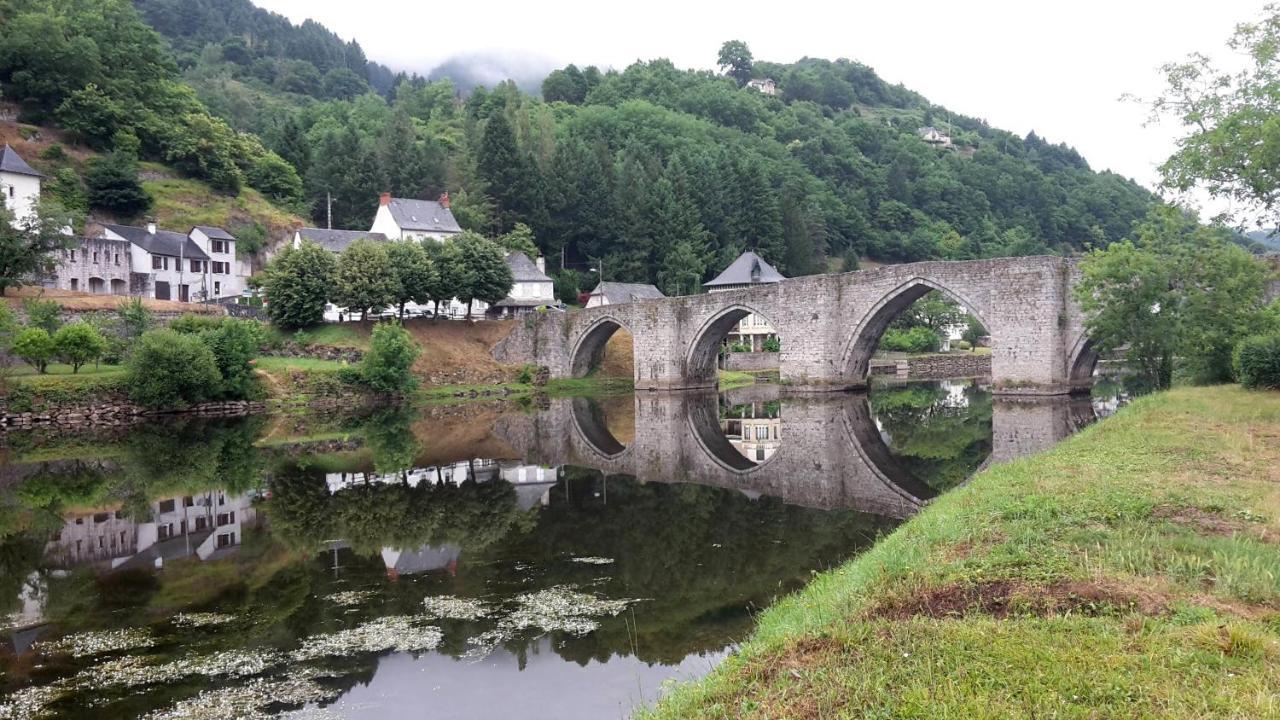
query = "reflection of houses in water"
xmin=720 ymin=403 xmax=782 ymax=464
xmin=323 ymin=460 xmax=557 ymax=508
xmin=381 ymin=545 xmax=461 ymax=580
xmin=43 ymin=491 xmax=258 ymax=570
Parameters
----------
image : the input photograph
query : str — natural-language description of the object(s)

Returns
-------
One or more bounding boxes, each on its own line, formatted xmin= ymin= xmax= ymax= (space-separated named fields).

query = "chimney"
xmin=536 ymin=255 xmax=546 ymax=273
xmin=438 ymin=191 xmax=451 ymax=209
xmin=379 ymin=192 xmax=391 ymax=206
xmin=146 ymin=218 xmax=157 ymax=235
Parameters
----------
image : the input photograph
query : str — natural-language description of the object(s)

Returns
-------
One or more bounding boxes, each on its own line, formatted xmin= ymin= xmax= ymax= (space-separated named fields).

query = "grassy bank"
xmin=644 ymin=386 xmax=1280 ymax=719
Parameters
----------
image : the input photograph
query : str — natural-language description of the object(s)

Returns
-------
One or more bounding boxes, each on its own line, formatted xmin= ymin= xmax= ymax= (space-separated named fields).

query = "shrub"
xmin=762 ymin=336 xmax=781 ymax=352
xmin=729 ymin=342 xmax=751 ymax=353
xmin=880 ymin=326 xmax=942 ymax=354
xmin=516 ymin=364 xmax=536 ymax=384
xmin=85 ymin=151 xmax=151 ymax=217
xmin=1234 ymin=334 xmax=1280 ymax=390
xmin=359 ymin=322 xmax=420 ymax=394
xmin=116 ymin=297 xmax=152 ymax=340
xmin=955 ymin=339 xmax=972 ymax=351
xmin=12 ymin=327 xmax=54 ymax=373
xmin=125 ymin=330 xmax=220 ymax=408
xmin=201 ymin=319 xmax=264 ymax=400
xmin=21 ymin=298 xmax=61 ymax=334
xmin=169 ymin=313 xmax=224 ymax=335
xmin=52 ymin=322 xmax=107 ymax=373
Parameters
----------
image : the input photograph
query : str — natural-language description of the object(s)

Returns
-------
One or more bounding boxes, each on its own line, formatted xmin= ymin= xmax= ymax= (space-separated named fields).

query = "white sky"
xmin=255 ymin=0 xmax=1268 ymax=218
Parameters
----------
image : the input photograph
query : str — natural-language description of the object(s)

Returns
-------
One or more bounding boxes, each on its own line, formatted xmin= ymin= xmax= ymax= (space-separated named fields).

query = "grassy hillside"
xmin=644 ymin=385 xmax=1280 ymax=718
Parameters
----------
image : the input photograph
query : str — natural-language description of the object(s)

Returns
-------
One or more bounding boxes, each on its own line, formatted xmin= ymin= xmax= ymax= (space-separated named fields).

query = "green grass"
xmin=8 ymin=363 xmax=128 ymax=379
xmin=263 ymin=323 xmax=369 ymax=350
xmin=718 ymin=369 xmax=757 ymax=390
xmin=643 ymin=386 xmax=1280 ymax=719
xmin=253 ymin=356 xmax=351 ymax=373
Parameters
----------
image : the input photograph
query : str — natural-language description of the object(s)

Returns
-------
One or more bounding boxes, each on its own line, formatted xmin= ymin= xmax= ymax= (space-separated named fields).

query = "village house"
xmin=746 ymin=78 xmax=778 ymax=96
xmin=703 ymin=250 xmax=785 ymax=351
xmin=91 ymin=221 xmax=246 ymax=302
xmin=0 ymin=144 xmax=42 ymax=226
xmin=369 ymin=192 xmax=462 ymax=242
xmin=290 ymin=226 xmax=389 ymax=254
xmin=487 ymin=251 xmax=556 ymax=317
xmin=918 ymin=126 xmax=953 ymax=148
xmin=584 ymin=281 xmax=665 ymax=308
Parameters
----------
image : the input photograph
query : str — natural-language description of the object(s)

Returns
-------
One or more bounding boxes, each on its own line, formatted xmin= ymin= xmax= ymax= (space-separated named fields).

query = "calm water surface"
xmin=0 ymin=381 xmax=1116 ymax=719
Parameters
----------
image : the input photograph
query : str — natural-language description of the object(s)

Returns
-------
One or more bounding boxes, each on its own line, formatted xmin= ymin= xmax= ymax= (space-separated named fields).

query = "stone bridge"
xmin=492 ymin=389 xmax=1099 ymax=519
xmin=494 ymin=256 xmax=1096 ymax=395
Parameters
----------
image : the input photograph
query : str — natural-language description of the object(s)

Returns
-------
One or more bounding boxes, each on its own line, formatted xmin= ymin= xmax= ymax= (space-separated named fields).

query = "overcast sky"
xmin=255 ymin=0 xmax=1266 ymax=219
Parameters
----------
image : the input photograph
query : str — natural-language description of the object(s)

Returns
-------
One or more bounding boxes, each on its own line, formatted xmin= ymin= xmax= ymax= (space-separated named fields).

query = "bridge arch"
xmin=570 ymin=397 xmax=630 ymax=460
xmin=570 ymin=315 xmax=632 ymax=379
xmin=683 ymin=392 xmax=782 ymax=474
xmin=1066 ymin=334 xmax=1099 ymax=391
xmin=685 ymin=303 xmax=779 ymax=389
xmin=841 ymin=277 xmax=992 ymax=383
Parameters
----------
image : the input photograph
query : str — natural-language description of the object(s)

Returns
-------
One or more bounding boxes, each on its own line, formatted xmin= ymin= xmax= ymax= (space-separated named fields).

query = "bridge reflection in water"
xmin=494 ymin=384 xmax=1101 ymax=521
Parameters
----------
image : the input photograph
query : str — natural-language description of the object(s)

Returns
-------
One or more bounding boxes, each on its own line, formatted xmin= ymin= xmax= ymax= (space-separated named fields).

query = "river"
xmin=0 ymin=380 xmax=1125 ymax=719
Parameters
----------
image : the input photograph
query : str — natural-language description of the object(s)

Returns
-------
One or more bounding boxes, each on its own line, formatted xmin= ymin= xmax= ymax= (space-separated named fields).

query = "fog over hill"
xmin=423 ymin=51 xmax=559 ymax=94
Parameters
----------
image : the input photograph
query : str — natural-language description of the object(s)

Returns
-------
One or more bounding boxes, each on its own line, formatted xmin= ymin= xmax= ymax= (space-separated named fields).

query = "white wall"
xmin=510 ymin=280 xmax=554 ymax=301
xmin=1 ymin=171 xmax=40 ymax=226
xmin=190 ymin=228 xmax=245 ymax=299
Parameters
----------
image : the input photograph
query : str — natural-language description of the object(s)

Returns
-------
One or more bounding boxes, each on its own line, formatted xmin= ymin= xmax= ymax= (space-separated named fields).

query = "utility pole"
xmin=326 ymin=191 xmax=334 ymax=230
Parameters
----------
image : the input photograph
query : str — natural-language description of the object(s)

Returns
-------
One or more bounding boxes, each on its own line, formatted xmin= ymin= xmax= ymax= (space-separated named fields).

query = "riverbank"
xmin=643 ymin=385 xmax=1280 ymax=719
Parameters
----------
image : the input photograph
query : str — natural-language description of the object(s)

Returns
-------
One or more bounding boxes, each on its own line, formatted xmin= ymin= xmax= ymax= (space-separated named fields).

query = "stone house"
xmin=704 ymin=250 xmax=785 ymax=351
xmin=369 ymin=192 xmax=462 ymax=242
xmin=50 ymin=237 xmax=134 ymax=295
xmin=584 ymin=281 xmax=665 ymax=308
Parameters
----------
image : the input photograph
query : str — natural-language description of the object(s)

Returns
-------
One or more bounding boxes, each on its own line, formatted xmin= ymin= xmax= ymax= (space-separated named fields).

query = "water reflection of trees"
xmin=869 ymin=382 xmax=993 ymax=493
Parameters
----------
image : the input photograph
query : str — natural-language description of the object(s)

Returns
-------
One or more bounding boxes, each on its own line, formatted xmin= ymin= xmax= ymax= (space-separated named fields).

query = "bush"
xmin=125 ymin=330 xmax=220 ymax=408
xmin=202 ymin=319 xmax=264 ymax=400
xmin=169 ymin=313 xmax=224 ymax=335
xmin=52 ymin=322 xmax=107 ymax=373
xmin=1234 ymin=334 xmax=1280 ymax=390
xmin=516 ymin=364 xmax=536 ymax=384
xmin=880 ymin=326 xmax=942 ymax=354
xmin=12 ymin=327 xmax=54 ymax=373
xmin=21 ymin=298 xmax=61 ymax=334
xmin=729 ymin=342 xmax=751 ymax=353
xmin=359 ymin=322 xmax=421 ymax=394
xmin=262 ymin=242 xmax=337 ymax=330
xmin=116 ymin=297 xmax=152 ymax=340
xmin=955 ymin=340 xmax=972 ymax=351
xmin=762 ymin=336 xmax=781 ymax=352
xmin=85 ymin=151 xmax=151 ymax=217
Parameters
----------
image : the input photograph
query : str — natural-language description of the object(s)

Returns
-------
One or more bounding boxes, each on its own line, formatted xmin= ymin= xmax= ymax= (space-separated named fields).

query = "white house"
xmin=369 ymin=192 xmax=462 ymax=242
xmin=584 ymin=281 xmax=665 ymax=308
xmin=746 ymin=78 xmax=778 ymax=96
xmin=189 ymin=226 xmax=247 ymax=298
xmin=94 ymin=221 xmax=247 ymax=302
xmin=0 ymin=144 xmax=42 ymax=226
xmin=918 ymin=126 xmax=953 ymax=148
xmin=487 ymin=252 xmax=555 ymax=317
xmin=703 ymin=251 xmax=785 ymax=352
xmin=291 ymin=227 xmax=388 ymax=253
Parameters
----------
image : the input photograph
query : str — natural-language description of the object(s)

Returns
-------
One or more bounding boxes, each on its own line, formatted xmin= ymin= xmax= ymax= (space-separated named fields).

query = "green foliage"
xmin=454 ymin=231 xmax=515 ymax=314
xmin=333 ymin=239 xmax=397 ymax=319
xmin=168 ymin=313 xmax=224 ymax=335
xmin=47 ymin=168 xmax=88 ymax=218
xmin=0 ymin=206 xmax=75 ymax=296
xmin=20 ymin=297 xmax=61 ymax=334
xmin=125 ymin=329 xmax=220 ymax=408
xmin=200 ymin=318 xmax=264 ymax=399
xmin=55 ymin=83 xmax=125 ymax=148
xmin=553 ymin=269 xmax=582 ymax=305
xmin=762 ymin=336 xmax=781 ymax=352
xmin=962 ymin=315 xmax=987 ymax=346
xmin=246 ymin=152 xmax=304 ymax=205
xmin=261 ymin=241 xmax=337 ymax=329
xmin=51 ymin=322 xmax=106 ymax=373
xmin=1076 ymin=207 xmax=1276 ymax=388
xmin=85 ymin=152 xmax=151 ymax=218
xmin=1147 ymin=5 xmax=1280 ymax=227
xmin=880 ymin=326 xmax=942 ymax=353
xmin=497 ymin=223 xmax=539 ymax=259
xmin=11 ymin=327 xmax=54 ymax=373
xmin=358 ymin=322 xmax=420 ymax=394
xmin=385 ymin=241 xmax=438 ymax=317
xmin=116 ymin=297 xmax=153 ymax=340
xmin=717 ymin=40 xmax=754 ymax=86
xmin=890 ymin=292 xmax=967 ymax=332
xmin=1234 ymin=334 xmax=1280 ymax=390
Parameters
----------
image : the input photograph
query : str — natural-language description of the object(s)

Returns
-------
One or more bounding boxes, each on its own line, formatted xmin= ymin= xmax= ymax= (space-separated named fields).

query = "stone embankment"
xmin=261 ymin=342 xmax=364 ymax=363
xmin=870 ymin=352 xmax=991 ymax=379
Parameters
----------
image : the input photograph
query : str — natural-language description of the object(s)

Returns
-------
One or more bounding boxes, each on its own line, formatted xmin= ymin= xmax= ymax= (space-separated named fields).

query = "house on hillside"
xmin=746 ymin=78 xmax=778 ymax=96
xmin=585 ymin=281 xmax=665 ymax=308
xmin=291 ymin=227 xmax=389 ymax=254
xmin=918 ymin=126 xmax=953 ymax=148
xmin=369 ymin=192 xmax=462 ymax=242
xmin=704 ymin=250 xmax=785 ymax=352
xmin=0 ymin=144 xmax=42 ymax=226
xmin=96 ymin=222 xmax=241 ymax=302
xmin=487 ymin=252 xmax=556 ymax=318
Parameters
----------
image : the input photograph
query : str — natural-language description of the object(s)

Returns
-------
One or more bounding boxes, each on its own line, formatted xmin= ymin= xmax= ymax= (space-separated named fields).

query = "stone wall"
xmin=262 ymin=342 xmax=364 ymax=364
xmin=46 ymin=238 xmax=133 ymax=294
xmin=495 ymin=256 xmax=1085 ymax=395
xmin=724 ymin=351 xmax=780 ymax=372
xmin=902 ymin=352 xmax=991 ymax=379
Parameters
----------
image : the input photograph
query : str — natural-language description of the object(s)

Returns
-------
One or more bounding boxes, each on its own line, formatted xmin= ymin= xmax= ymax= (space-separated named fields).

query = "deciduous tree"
xmin=261 ymin=241 xmax=337 ymax=329
xmin=333 ymin=239 xmax=397 ymax=320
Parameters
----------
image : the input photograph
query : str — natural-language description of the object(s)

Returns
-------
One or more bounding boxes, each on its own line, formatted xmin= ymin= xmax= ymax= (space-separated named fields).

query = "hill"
xmin=2 ymin=0 xmax=1158 ymax=297
xmin=1244 ymin=230 xmax=1280 ymax=251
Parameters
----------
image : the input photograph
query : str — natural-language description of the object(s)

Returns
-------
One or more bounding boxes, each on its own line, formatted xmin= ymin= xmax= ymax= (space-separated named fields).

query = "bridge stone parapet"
xmin=493 ymin=257 xmax=1090 ymax=395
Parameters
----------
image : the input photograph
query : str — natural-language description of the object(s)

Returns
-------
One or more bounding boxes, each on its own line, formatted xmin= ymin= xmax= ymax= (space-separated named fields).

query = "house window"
xmin=195 ymin=516 xmax=208 ymax=531
xmin=214 ymin=281 xmax=221 ymax=296
xmin=183 ymin=496 xmax=193 ymax=507
xmin=93 ymin=512 xmax=109 ymax=523
xmin=216 ymin=532 xmax=236 ymax=548
xmin=114 ymin=253 xmax=120 ymax=265
xmin=212 ymin=240 xmax=227 ymax=253
xmin=164 ymin=257 xmax=170 ymax=270
xmin=93 ymin=252 xmax=99 ymax=263
xmin=158 ymin=525 xmax=170 ymax=541
xmin=70 ymin=278 xmax=78 ymax=291
xmin=71 ymin=250 xmax=77 ymax=262
xmin=190 ymin=259 xmax=202 ymax=272
xmin=158 ymin=499 xmax=175 ymax=513
xmin=152 ymin=256 xmax=162 ymax=270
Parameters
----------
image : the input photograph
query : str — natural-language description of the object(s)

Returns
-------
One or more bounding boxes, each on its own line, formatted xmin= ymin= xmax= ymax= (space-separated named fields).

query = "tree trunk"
xmin=466 ymin=299 xmax=473 ymax=318
xmin=399 ymin=302 xmax=406 ymax=320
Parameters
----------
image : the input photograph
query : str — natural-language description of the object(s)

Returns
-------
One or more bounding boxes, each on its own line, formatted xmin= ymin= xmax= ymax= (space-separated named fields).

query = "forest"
xmin=0 ymin=0 xmax=1160 ymax=295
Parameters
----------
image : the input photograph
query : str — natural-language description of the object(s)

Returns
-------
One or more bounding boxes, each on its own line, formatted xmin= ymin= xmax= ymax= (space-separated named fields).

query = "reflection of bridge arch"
xmin=841 ymin=277 xmax=992 ymax=382
xmin=570 ymin=315 xmax=632 ymax=378
xmin=685 ymin=304 xmax=777 ymax=389
xmin=570 ymin=397 xmax=630 ymax=461
xmin=841 ymin=396 xmax=941 ymax=504
xmin=684 ymin=392 xmax=776 ymax=474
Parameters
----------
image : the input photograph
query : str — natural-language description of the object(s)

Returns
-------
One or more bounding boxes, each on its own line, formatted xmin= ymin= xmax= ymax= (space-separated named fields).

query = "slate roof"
xmin=296 ymin=227 xmax=388 ymax=254
xmin=590 ymin=281 xmax=666 ymax=304
xmin=505 ymin=251 xmax=552 ymax=283
xmin=386 ymin=198 xmax=462 ymax=234
xmin=101 ymin=223 xmax=210 ymax=260
xmin=0 ymin=145 xmax=43 ymax=178
xmin=703 ymin=251 xmax=786 ymax=288
xmin=194 ymin=225 xmax=235 ymax=240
